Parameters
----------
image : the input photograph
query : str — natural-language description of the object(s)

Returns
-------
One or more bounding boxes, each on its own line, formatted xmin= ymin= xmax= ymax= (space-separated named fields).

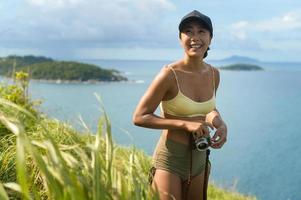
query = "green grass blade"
xmin=0 ymin=182 xmax=9 ymax=200
xmin=16 ymin=136 xmax=32 ymax=200
xmin=0 ymin=98 xmax=36 ymax=120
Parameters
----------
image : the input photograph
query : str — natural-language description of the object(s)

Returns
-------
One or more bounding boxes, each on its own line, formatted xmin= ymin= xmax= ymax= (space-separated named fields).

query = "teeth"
xmin=190 ymin=44 xmax=201 ymax=48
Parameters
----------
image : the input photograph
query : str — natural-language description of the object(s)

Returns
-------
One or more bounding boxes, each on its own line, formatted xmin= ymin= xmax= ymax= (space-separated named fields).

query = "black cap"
xmin=179 ymin=10 xmax=213 ymax=37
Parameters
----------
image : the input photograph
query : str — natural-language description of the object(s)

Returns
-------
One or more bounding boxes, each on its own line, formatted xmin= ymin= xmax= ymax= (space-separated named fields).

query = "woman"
xmin=133 ymin=10 xmax=227 ymax=200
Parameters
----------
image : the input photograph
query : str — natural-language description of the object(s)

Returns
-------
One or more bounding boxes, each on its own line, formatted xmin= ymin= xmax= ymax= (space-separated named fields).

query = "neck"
xmin=183 ymin=54 xmax=205 ymax=71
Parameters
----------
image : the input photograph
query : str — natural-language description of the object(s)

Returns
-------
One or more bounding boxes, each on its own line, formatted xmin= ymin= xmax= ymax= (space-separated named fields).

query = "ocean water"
xmin=17 ymin=60 xmax=301 ymax=200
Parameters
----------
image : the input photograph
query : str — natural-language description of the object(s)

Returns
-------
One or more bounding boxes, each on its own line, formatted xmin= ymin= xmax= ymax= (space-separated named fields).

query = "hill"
xmin=219 ymin=63 xmax=264 ymax=71
xmin=210 ymin=55 xmax=260 ymax=64
xmin=0 ymin=55 xmax=127 ymax=82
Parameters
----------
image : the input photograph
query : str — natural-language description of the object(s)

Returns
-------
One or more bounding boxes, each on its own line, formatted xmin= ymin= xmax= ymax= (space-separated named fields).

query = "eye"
xmin=184 ymin=29 xmax=192 ymax=34
xmin=199 ymin=28 xmax=209 ymax=34
xmin=198 ymin=29 xmax=206 ymax=34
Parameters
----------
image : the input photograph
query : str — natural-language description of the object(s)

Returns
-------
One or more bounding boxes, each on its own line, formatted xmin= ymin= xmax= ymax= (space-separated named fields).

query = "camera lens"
xmin=195 ymin=137 xmax=209 ymax=151
xmin=197 ymin=143 xmax=208 ymax=150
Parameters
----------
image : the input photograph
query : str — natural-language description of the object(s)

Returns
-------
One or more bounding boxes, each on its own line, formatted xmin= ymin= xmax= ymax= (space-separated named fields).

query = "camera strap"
xmin=203 ymin=149 xmax=210 ymax=200
xmin=183 ymin=134 xmax=193 ymax=199
xmin=188 ymin=134 xmax=193 ymax=186
xmin=185 ymin=134 xmax=210 ymax=200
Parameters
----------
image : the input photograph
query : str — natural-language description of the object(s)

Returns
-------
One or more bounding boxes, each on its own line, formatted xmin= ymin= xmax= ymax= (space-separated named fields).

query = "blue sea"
xmin=14 ymin=59 xmax=301 ymax=200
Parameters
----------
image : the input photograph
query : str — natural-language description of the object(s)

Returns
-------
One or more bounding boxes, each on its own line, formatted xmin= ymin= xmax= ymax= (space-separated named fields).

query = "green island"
xmin=0 ymin=55 xmax=127 ymax=82
xmin=219 ymin=63 xmax=264 ymax=71
xmin=0 ymin=72 xmax=256 ymax=200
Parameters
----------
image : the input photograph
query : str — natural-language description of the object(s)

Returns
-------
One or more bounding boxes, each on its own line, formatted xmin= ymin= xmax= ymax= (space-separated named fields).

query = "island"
xmin=219 ymin=63 xmax=264 ymax=71
xmin=0 ymin=55 xmax=128 ymax=82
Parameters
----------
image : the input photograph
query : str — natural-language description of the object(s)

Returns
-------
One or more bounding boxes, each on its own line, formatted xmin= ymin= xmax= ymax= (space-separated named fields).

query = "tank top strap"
xmin=166 ymin=65 xmax=180 ymax=91
xmin=210 ymin=65 xmax=215 ymax=92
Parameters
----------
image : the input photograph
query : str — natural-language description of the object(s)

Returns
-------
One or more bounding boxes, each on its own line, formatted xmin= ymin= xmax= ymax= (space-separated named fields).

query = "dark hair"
xmin=204 ymin=47 xmax=210 ymax=58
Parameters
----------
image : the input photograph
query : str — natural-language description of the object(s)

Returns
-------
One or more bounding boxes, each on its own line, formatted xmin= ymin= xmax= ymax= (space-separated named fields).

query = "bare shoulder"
xmin=150 ymin=64 xmax=177 ymax=93
xmin=207 ymin=64 xmax=220 ymax=90
xmin=156 ymin=64 xmax=175 ymax=83
xmin=211 ymin=65 xmax=220 ymax=78
xmin=157 ymin=60 xmax=184 ymax=79
xmin=164 ymin=60 xmax=184 ymax=70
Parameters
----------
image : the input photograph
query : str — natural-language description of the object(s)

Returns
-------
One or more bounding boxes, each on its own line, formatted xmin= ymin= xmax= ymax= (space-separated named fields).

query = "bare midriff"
xmin=162 ymin=112 xmax=206 ymax=145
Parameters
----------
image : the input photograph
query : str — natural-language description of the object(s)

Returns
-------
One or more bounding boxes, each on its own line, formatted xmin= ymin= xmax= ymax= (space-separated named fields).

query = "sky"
xmin=1 ymin=0 xmax=301 ymax=62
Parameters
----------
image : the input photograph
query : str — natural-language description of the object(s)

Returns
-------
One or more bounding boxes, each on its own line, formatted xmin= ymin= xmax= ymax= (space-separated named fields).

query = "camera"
xmin=192 ymin=132 xmax=211 ymax=151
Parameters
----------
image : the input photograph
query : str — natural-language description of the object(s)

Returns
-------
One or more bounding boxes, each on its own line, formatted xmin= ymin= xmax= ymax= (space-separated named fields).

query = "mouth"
xmin=189 ymin=44 xmax=202 ymax=49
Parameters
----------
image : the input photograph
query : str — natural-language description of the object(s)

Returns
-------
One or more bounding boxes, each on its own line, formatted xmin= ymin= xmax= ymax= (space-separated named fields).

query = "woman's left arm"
xmin=206 ymin=108 xmax=227 ymax=148
xmin=206 ymin=66 xmax=227 ymax=148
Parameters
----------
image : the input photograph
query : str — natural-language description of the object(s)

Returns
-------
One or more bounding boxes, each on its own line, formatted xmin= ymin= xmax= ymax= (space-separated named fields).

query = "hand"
xmin=184 ymin=121 xmax=214 ymax=138
xmin=211 ymin=123 xmax=227 ymax=149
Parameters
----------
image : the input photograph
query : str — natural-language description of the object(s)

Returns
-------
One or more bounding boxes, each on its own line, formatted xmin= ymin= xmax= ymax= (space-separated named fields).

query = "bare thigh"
xmin=183 ymin=165 xmax=211 ymax=200
xmin=152 ymin=169 xmax=182 ymax=200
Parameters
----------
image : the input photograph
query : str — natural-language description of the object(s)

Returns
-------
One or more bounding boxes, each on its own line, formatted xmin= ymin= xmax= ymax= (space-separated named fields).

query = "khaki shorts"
xmin=152 ymin=135 xmax=207 ymax=181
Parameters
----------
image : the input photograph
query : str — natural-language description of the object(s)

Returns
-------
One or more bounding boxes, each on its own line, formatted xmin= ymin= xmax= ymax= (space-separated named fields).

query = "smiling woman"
xmin=133 ymin=10 xmax=227 ymax=200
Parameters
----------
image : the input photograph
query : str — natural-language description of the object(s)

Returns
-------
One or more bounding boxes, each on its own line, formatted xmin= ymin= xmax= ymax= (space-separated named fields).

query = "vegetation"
xmin=0 ymin=73 xmax=256 ymax=199
xmin=219 ymin=63 xmax=263 ymax=71
xmin=0 ymin=55 xmax=127 ymax=82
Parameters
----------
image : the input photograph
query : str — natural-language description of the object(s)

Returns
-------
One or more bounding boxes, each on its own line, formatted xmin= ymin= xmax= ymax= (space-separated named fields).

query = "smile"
xmin=190 ymin=44 xmax=202 ymax=49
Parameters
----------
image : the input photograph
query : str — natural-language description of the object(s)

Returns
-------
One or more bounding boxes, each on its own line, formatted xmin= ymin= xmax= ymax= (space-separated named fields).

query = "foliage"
xmin=26 ymin=61 xmax=127 ymax=81
xmin=208 ymin=184 xmax=256 ymax=200
xmin=0 ymin=72 xmax=40 ymax=137
xmin=0 ymin=55 xmax=127 ymax=82
xmin=0 ymin=55 xmax=52 ymax=75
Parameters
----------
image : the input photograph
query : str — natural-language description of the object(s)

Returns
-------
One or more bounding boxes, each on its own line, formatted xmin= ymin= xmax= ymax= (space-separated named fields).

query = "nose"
xmin=190 ymin=33 xmax=200 ymax=41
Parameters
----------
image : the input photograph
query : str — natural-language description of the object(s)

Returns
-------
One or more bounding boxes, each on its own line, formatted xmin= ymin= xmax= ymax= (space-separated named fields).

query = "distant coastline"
xmin=0 ymin=55 xmax=128 ymax=82
xmin=219 ymin=63 xmax=264 ymax=71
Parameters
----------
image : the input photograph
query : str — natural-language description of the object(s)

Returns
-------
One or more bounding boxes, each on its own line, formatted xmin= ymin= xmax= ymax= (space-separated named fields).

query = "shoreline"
xmin=0 ymin=75 xmax=144 ymax=85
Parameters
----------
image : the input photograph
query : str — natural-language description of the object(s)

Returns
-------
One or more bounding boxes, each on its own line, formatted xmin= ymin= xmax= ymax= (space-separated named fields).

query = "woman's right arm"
xmin=133 ymin=67 xmax=184 ymax=130
xmin=132 ymin=67 xmax=212 ymax=134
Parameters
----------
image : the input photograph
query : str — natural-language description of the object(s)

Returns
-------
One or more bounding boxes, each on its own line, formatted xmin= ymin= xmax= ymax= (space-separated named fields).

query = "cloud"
xmin=225 ymin=8 xmax=301 ymax=57
xmin=27 ymin=0 xmax=84 ymax=8
xmin=230 ymin=21 xmax=249 ymax=40
xmin=2 ymin=0 xmax=176 ymax=47
xmin=254 ymin=10 xmax=301 ymax=32
xmin=73 ymin=46 xmax=181 ymax=60
xmin=230 ymin=9 xmax=301 ymax=40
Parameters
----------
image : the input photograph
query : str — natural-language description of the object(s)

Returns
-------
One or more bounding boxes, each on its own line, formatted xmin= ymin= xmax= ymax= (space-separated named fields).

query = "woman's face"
xmin=179 ymin=21 xmax=212 ymax=58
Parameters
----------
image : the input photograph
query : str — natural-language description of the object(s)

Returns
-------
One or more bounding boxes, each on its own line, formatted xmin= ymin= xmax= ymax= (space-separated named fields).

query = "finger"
xmin=203 ymin=122 xmax=214 ymax=130
xmin=193 ymin=129 xmax=203 ymax=138
xmin=211 ymin=143 xmax=222 ymax=149
xmin=211 ymin=137 xmax=226 ymax=148
xmin=192 ymin=131 xmax=199 ymax=139
xmin=202 ymin=126 xmax=210 ymax=136
xmin=211 ymin=131 xmax=219 ymax=141
xmin=211 ymin=141 xmax=222 ymax=148
xmin=212 ymin=141 xmax=225 ymax=148
xmin=212 ymin=128 xmax=224 ymax=141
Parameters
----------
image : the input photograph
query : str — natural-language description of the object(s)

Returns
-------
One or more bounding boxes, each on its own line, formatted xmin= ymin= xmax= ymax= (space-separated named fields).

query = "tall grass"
xmin=0 ymin=96 xmax=159 ymax=199
xmin=0 ymin=73 xmax=256 ymax=200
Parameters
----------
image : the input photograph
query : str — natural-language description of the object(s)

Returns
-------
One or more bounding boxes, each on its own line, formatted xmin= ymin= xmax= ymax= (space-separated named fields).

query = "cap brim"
xmin=179 ymin=17 xmax=211 ymax=32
